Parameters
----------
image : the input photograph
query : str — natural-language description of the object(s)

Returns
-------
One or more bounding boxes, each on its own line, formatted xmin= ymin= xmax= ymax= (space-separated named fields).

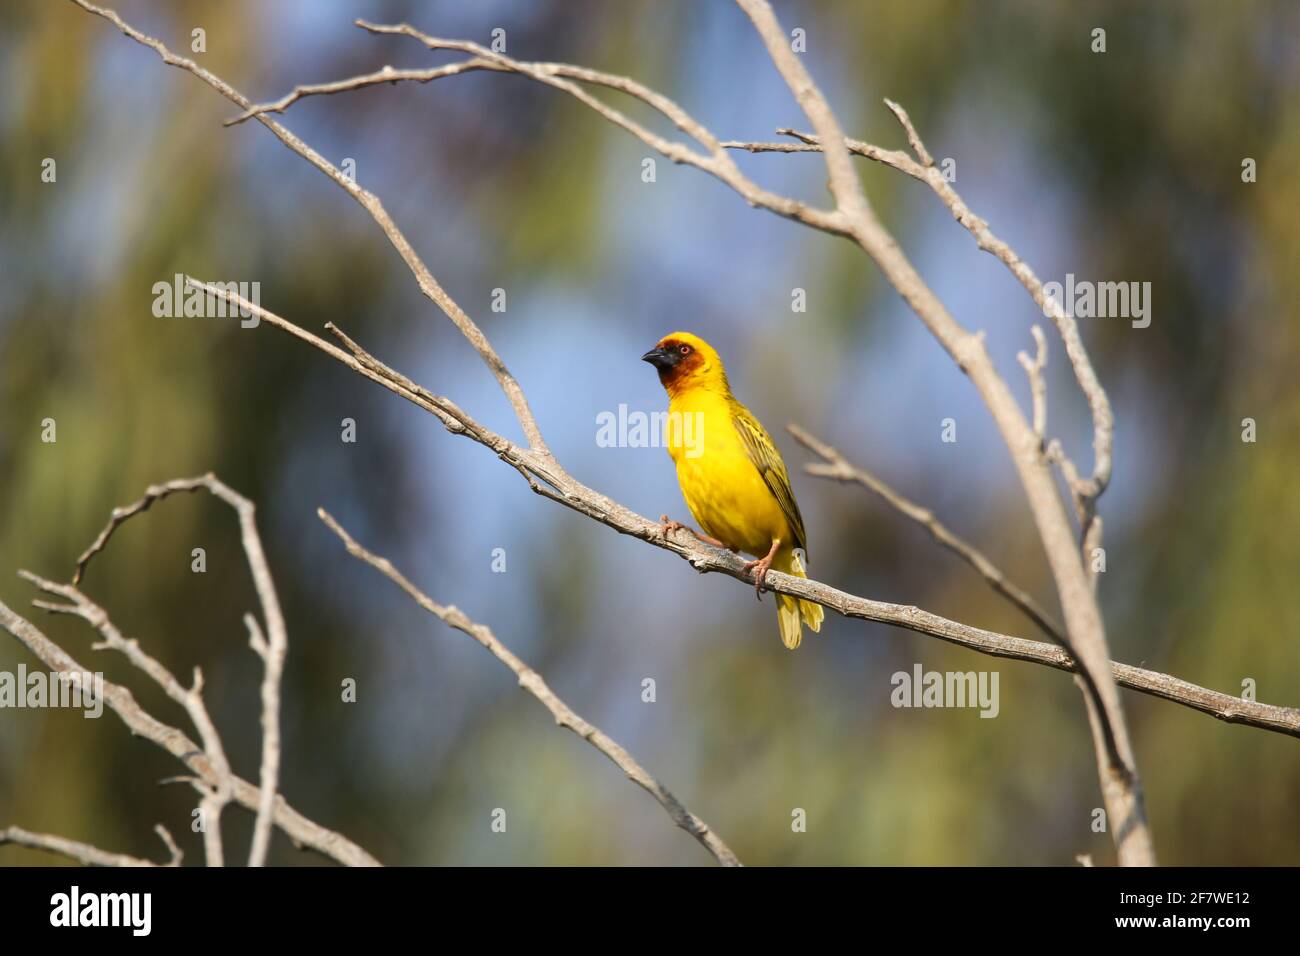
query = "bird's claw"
xmin=742 ymin=556 xmax=773 ymax=601
xmin=658 ymin=515 xmax=685 ymax=539
xmin=659 ymin=515 xmax=728 ymax=551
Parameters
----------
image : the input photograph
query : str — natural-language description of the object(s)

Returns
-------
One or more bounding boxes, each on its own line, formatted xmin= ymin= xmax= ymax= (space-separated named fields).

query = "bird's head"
xmin=641 ymin=332 xmax=729 ymax=396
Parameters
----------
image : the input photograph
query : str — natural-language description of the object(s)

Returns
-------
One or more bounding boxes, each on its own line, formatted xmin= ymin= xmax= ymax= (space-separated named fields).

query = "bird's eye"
xmin=679 ymin=344 xmax=691 ymax=355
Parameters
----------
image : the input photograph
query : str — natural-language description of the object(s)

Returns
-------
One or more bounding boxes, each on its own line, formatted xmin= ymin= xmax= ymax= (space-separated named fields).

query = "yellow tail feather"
xmin=776 ymin=595 xmax=802 ymax=649
xmin=775 ymin=550 xmax=823 ymax=649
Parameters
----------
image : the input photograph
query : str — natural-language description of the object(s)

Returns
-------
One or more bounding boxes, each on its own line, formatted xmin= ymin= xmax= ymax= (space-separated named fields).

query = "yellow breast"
xmin=665 ymin=388 xmax=790 ymax=557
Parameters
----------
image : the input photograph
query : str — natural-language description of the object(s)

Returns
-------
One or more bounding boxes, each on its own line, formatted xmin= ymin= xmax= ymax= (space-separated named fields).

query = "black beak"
xmin=641 ymin=346 xmax=677 ymax=372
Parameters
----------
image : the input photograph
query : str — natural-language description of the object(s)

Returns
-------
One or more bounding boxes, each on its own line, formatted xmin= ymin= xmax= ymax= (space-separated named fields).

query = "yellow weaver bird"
xmin=642 ymin=331 xmax=824 ymax=649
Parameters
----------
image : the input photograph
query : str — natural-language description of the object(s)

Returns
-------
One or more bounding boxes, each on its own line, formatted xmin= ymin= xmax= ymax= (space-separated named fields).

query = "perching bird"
xmin=642 ymin=332 xmax=824 ymax=649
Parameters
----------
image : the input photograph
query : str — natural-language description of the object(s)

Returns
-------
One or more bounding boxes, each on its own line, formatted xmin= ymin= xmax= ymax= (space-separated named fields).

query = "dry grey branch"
xmin=226 ymin=59 xmax=499 ymax=126
xmin=732 ymin=0 xmax=1148 ymax=863
xmin=883 ymin=98 xmax=1113 ymax=502
xmin=724 ymin=126 xmax=926 ymax=175
xmin=788 ymin=421 xmax=1130 ymax=784
xmin=154 ymin=824 xmax=184 ymax=865
xmin=26 ymin=572 xmax=233 ymax=867
xmin=727 ymin=115 xmax=1114 ymax=563
xmin=0 ymin=597 xmax=380 ymax=866
xmin=1018 ymin=325 xmax=1049 ymax=441
xmin=66 ymin=0 xmax=549 ymax=458
xmin=726 ymin=117 xmax=1113 ymax=507
xmin=71 ymin=471 xmax=287 ymax=868
xmin=1 ymin=824 xmax=182 ymax=867
xmin=233 ymin=15 xmax=851 ymax=235
xmin=788 ymin=424 xmax=1064 ymax=644
xmin=192 ymin=279 xmax=1300 ymax=741
xmin=317 ymin=509 xmax=741 ymax=867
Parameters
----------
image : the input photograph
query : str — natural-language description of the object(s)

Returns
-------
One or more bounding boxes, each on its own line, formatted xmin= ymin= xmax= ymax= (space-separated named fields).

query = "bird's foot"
xmin=658 ymin=515 xmax=687 ymax=538
xmin=741 ymin=555 xmax=773 ymax=600
xmin=742 ymin=538 xmax=782 ymax=601
xmin=658 ymin=515 xmax=727 ymax=550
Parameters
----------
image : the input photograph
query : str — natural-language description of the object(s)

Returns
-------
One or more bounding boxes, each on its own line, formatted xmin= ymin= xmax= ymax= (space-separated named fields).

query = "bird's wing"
xmin=731 ymin=402 xmax=809 ymax=557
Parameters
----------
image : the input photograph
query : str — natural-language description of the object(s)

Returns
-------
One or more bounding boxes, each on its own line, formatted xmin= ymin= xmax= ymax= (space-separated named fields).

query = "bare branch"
xmin=788 ymin=422 xmax=1127 ymax=783
xmin=226 ymin=59 xmax=499 ymax=126
xmin=66 ymin=0 xmax=549 ymax=456
xmin=70 ymin=471 xmax=288 ymax=868
xmin=1047 ymin=440 xmax=1106 ymax=591
xmin=243 ymin=609 xmax=281 ymax=867
xmin=877 ymin=98 xmax=1113 ymax=571
xmin=26 ymin=572 xmax=233 ymax=866
xmin=719 ymin=139 xmax=825 ymax=155
xmin=724 ymin=127 xmax=927 ymax=177
xmin=317 ymin=509 xmax=741 ymax=867
xmin=886 ymin=98 xmax=1113 ymax=500
xmin=1017 ymin=325 xmax=1049 ymax=440
xmin=193 ymin=280 xmax=1300 ymax=740
xmin=883 ymin=98 xmax=936 ymax=169
xmin=0 ymin=598 xmax=378 ymax=866
xmin=153 ymin=824 xmax=184 ymax=866
xmin=733 ymin=0 xmax=869 ymax=223
xmin=229 ymin=14 xmax=849 ymax=235
xmin=1 ymin=825 xmax=180 ymax=867
xmin=732 ymin=0 xmax=1150 ymax=864
xmin=788 ymin=424 xmax=1063 ymax=643
xmin=728 ymin=114 xmax=1113 ymax=504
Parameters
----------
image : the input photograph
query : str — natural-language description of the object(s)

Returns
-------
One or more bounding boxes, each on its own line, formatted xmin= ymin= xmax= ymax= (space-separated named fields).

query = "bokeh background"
xmin=1 ymin=0 xmax=1297 ymax=866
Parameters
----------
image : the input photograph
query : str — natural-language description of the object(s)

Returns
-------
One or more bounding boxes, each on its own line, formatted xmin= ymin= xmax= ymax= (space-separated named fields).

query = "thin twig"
xmin=724 ymin=126 xmax=926 ymax=175
xmin=1017 ymin=325 xmax=1049 ymax=441
xmin=226 ymin=59 xmax=498 ymax=126
xmin=153 ymin=824 xmax=184 ymax=865
xmin=788 ymin=424 xmax=1063 ymax=643
xmin=1047 ymin=440 xmax=1106 ymax=591
xmin=70 ymin=471 xmax=287 ymax=868
xmin=788 ymin=422 xmax=1128 ymax=784
xmin=228 ymin=14 xmax=850 ymax=236
xmin=725 ymin=118 xmax=1113 ymax=505
xmin=1 ymin=824 xmax=182 ymax=867
xmin=66 ymin=0 xmax=551 ymax=457
xmin=242 ymin=610 xmax=280 ymax=867
xmin=317 ymin=509 xmax=742 ymax=867
xmin=0 ymin=598 xmax=378 ymax=866
xmin=27 ymin=573 xmax=234 ymax=866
